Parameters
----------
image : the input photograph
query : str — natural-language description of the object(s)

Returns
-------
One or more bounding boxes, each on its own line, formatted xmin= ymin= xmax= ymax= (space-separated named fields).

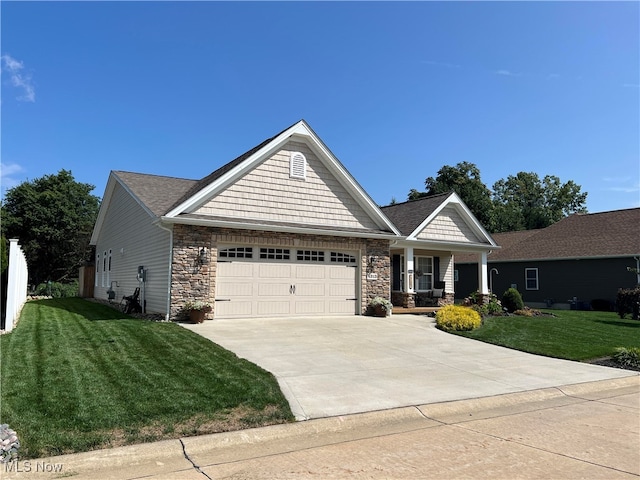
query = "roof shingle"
xmin=380 ymin=193 xmax=452 ymax=236
xmin=455 ymin=208 xmax=640 ymax=263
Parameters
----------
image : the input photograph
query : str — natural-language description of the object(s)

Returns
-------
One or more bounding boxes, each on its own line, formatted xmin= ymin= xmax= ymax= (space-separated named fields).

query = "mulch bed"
xmin=588 ymin=357 xmax=640 ymax=372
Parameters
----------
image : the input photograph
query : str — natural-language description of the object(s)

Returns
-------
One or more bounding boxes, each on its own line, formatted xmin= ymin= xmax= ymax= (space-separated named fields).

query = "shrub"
xmin=616 ymin=287 xmax=640 ymax=320
xmin=33 ymin=280 xmax=79 ymax=298
xmin=591 ymin=299 xmax=613 ymax=312
xmin=612 ymin=347 xmax=640 ymax=370
xmin=464 ymin=291 xmax=503 ymax=316
xmin=436 ymin=305 xmax=482 ymax=332
xmin=502 ymin=288 xmax=524 ymax=313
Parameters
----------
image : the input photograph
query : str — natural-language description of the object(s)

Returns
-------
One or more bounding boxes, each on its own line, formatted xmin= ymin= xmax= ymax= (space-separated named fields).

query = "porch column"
xmin=404 ymin=246 xmax=414 ymax=293
xmin=478 ymin=251 xmax=489 ymax=294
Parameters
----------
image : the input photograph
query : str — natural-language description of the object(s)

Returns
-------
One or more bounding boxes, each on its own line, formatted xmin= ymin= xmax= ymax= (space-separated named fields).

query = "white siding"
xmin=93 ymin=182 xmax=171 ymax=315
xmin=416 ymin=206 xmax=481 ymax=243
xmin=440 ymin=254 xmax=455 ymax=293
xmin=194 ymin=141 xmax=379 ymax=230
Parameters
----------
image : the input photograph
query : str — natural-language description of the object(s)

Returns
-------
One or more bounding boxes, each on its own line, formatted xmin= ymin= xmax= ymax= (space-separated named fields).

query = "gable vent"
xmin=290 ymin=152 xmax=306 ymax=180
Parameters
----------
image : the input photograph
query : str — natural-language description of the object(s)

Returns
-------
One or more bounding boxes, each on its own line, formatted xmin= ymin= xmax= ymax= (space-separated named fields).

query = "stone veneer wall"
xmin=170 ymin=225 xmax=391 ymax=320
xmin=171 ymin=225 xmax=215 ymax=321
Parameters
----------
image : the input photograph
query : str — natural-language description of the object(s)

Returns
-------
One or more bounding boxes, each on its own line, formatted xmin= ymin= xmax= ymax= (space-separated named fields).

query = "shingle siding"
xmin=93 ymin=181 xmax=171 ymax=316
xmin=416 ymin=206 xmax=481 ymax=243
xmin=193 ymin=141 xmax=379 ymax=230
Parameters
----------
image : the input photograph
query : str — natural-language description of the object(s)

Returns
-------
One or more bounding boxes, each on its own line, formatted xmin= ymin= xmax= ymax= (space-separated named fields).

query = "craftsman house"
xmin=90 ymin=120 xmax=498 ymax=320
xmin=454 ymin=208 xmax=640 ymax=310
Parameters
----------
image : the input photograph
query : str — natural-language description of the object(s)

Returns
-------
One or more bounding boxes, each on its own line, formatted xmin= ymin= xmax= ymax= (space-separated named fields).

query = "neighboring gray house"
xmin=454 ymin=208 xmax=640 ymax=310
xmin=90 ymin=120 xmax=497 ymax=320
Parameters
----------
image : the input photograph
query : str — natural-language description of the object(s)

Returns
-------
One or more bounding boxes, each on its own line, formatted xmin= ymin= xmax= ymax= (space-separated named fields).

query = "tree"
xmin=0 ymin=170 xmax=100 ymax=286
xmin=0 ymin=236 xmax=7 ymax=275
xmin=406 ymin=164 xmax=588 ymax=233
xmin=411 ymin=162 xmax=494 ymax=229
xmin=491 ymin=172 xmax=587 ymax=232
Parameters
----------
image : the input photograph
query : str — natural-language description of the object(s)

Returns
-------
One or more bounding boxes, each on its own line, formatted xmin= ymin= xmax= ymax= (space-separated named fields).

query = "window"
xmin=297 ymin=250 xmax=324 ymax=262
xmin=330 ymin=252 xmax=356 ymax=264
xmin=107 ymin=249 xmax=112 ymax=285
xmin=102 ymin=251 xmax=107 ymax=287
xmin=525 ymin=268 xmax=539 ymax=290
xmin=414 ymin=256 xmax=433 ymax=291
xmin=290 ymin=152 xmax=306 ymax=179
xmin=95 ymin=253 xmax=100 ymax=287
xmin=454 ymin=270 xmax=459 ymax=282
xmin=219 ymin=247 xmax=253 ymax=259
xmin=260 ymin=248 xmax=290 ymax=260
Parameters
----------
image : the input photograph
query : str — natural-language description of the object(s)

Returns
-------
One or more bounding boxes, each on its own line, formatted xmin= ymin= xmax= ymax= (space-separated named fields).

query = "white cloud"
xmin=494 ymin=69 xmax=522 ymax=77
xmin=0 ymin=162 xmax=26 ymax=198
xmin=602 ymin=176 xmax=632 ymax=183
xmin=1 ymin=54 xmax=35 ymax=102
xmin=604 ymin=185 xmax=640 ymax=194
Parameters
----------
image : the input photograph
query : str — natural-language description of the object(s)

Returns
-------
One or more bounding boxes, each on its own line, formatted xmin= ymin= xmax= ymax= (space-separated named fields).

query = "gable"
xmin=415 ymin=205 xmax=483 ymax=243
xmin=192 ymin=139 xmax=381 ymax=230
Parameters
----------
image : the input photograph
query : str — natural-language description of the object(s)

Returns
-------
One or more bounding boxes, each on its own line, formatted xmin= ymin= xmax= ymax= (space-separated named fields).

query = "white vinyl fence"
xmin=5 ymin=239 xmax=28 ymax=332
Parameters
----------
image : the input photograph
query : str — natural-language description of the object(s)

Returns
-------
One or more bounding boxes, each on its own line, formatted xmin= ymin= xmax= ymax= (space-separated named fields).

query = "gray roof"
xmin=112 ymin=122 xmax=301 ymax=217
xmin=380 ymin=193 xmax=452 ymax=236
xmin=113 ymin=171 xmax=196 ymax=217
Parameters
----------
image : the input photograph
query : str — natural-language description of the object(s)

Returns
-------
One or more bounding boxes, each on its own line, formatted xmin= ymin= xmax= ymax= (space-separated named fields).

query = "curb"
xmin=6 ymin=376 xmax=638 ymax=479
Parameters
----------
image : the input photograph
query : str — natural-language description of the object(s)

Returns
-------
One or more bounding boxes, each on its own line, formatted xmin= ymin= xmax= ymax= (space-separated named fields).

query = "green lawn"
xmin=455 ymin=309 xmax=640 ymax=361
xmin=0 ymin=298 xmax=293 ymax=459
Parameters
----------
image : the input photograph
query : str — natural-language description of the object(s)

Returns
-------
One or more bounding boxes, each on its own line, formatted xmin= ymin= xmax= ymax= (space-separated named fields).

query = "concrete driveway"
xmin=181 ymin=314 xmax=637 ymax=420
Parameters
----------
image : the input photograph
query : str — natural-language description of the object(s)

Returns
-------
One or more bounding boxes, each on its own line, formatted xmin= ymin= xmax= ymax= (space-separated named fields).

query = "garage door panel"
xmin=257 ymin=301 xmax=291 ymax=316
xmin=218 ymin=262 xmax=254 ymax=277
xmin=295 ymin=301 xmax=326 ymax=314
xmin=217 ymin=282 xmax=253 ymax=297
xmin=330 ymin=300 xmax=357 ymax=314
xmin=259 ymin=264 xmax=292 ymax=278
xmin=293 ymin=283 xmax=326 ymax=296
xmin=329 ymin=283 xmax=355 ymax=296
xmin=295 ymin=265 xmax=326 ymax=279
xmin=258 ymin=283 xmax=291 ymax=297
xmin=330 ymin=266 xmax=356 ymax=279
xmin=216 ymin=300 xmax=252 ymax=317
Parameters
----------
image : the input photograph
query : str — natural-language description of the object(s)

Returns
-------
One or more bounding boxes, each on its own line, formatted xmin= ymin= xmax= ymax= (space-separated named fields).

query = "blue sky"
xmin=2 ymin=2 xmax=638 ymax=215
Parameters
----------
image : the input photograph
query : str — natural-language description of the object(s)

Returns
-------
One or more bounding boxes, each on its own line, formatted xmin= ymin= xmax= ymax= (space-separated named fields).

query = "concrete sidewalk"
xmin=5 ymin=376 xmax=639 ymax=479
xmin=182 ymin=315 xmax=636 ymax=420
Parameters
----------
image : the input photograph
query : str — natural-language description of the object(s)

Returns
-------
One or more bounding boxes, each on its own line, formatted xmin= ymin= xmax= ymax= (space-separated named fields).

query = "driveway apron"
xmin=181 ymin=315 xmax=637 ymax=420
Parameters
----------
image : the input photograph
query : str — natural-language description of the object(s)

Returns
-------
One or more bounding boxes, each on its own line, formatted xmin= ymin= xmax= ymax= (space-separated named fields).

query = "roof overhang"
xmin=164 ymin=120 xmax=401 ymax=236
xmin=406 ymin=192 xmax=498 ymax=248
xmin=157 ymin=216 xmax=400 ymax=241
xmin=455 ymin=253 xmax=640 ymax=264
xmin=391 ymin=237 xmax=499 ymax=253
xmin=90 ymin=171 xmax=157 ymax=245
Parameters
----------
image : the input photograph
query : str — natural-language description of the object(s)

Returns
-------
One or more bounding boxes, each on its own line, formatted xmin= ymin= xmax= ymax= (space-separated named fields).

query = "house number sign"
xmin=367 ymin=273 xmax=378 ymax=280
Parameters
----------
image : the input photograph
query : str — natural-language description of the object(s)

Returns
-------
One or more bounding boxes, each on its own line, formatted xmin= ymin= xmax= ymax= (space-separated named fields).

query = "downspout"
xmin=156 ymin=222 xmax=174 ymax=321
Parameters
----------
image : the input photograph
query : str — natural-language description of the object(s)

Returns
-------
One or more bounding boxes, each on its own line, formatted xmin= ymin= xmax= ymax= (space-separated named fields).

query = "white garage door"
xmin=215 ymin=246 xmax=358 ymax=319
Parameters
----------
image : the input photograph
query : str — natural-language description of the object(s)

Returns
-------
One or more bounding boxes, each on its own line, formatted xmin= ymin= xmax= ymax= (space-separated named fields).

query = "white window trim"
xmin=107 ymin=249 xmax=112 ymax=286
xmin=95 ymin=253 xmax=100 ymax=287
xmin=289 ymin=152 xmax=307 ymax=180
xmin=414 ymin=256 xmax=434 ymax=292
xmin=525 ymin=268 xmax=539 ymax=290
xmin=102 ymin=251 xmax=107 ymax=287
